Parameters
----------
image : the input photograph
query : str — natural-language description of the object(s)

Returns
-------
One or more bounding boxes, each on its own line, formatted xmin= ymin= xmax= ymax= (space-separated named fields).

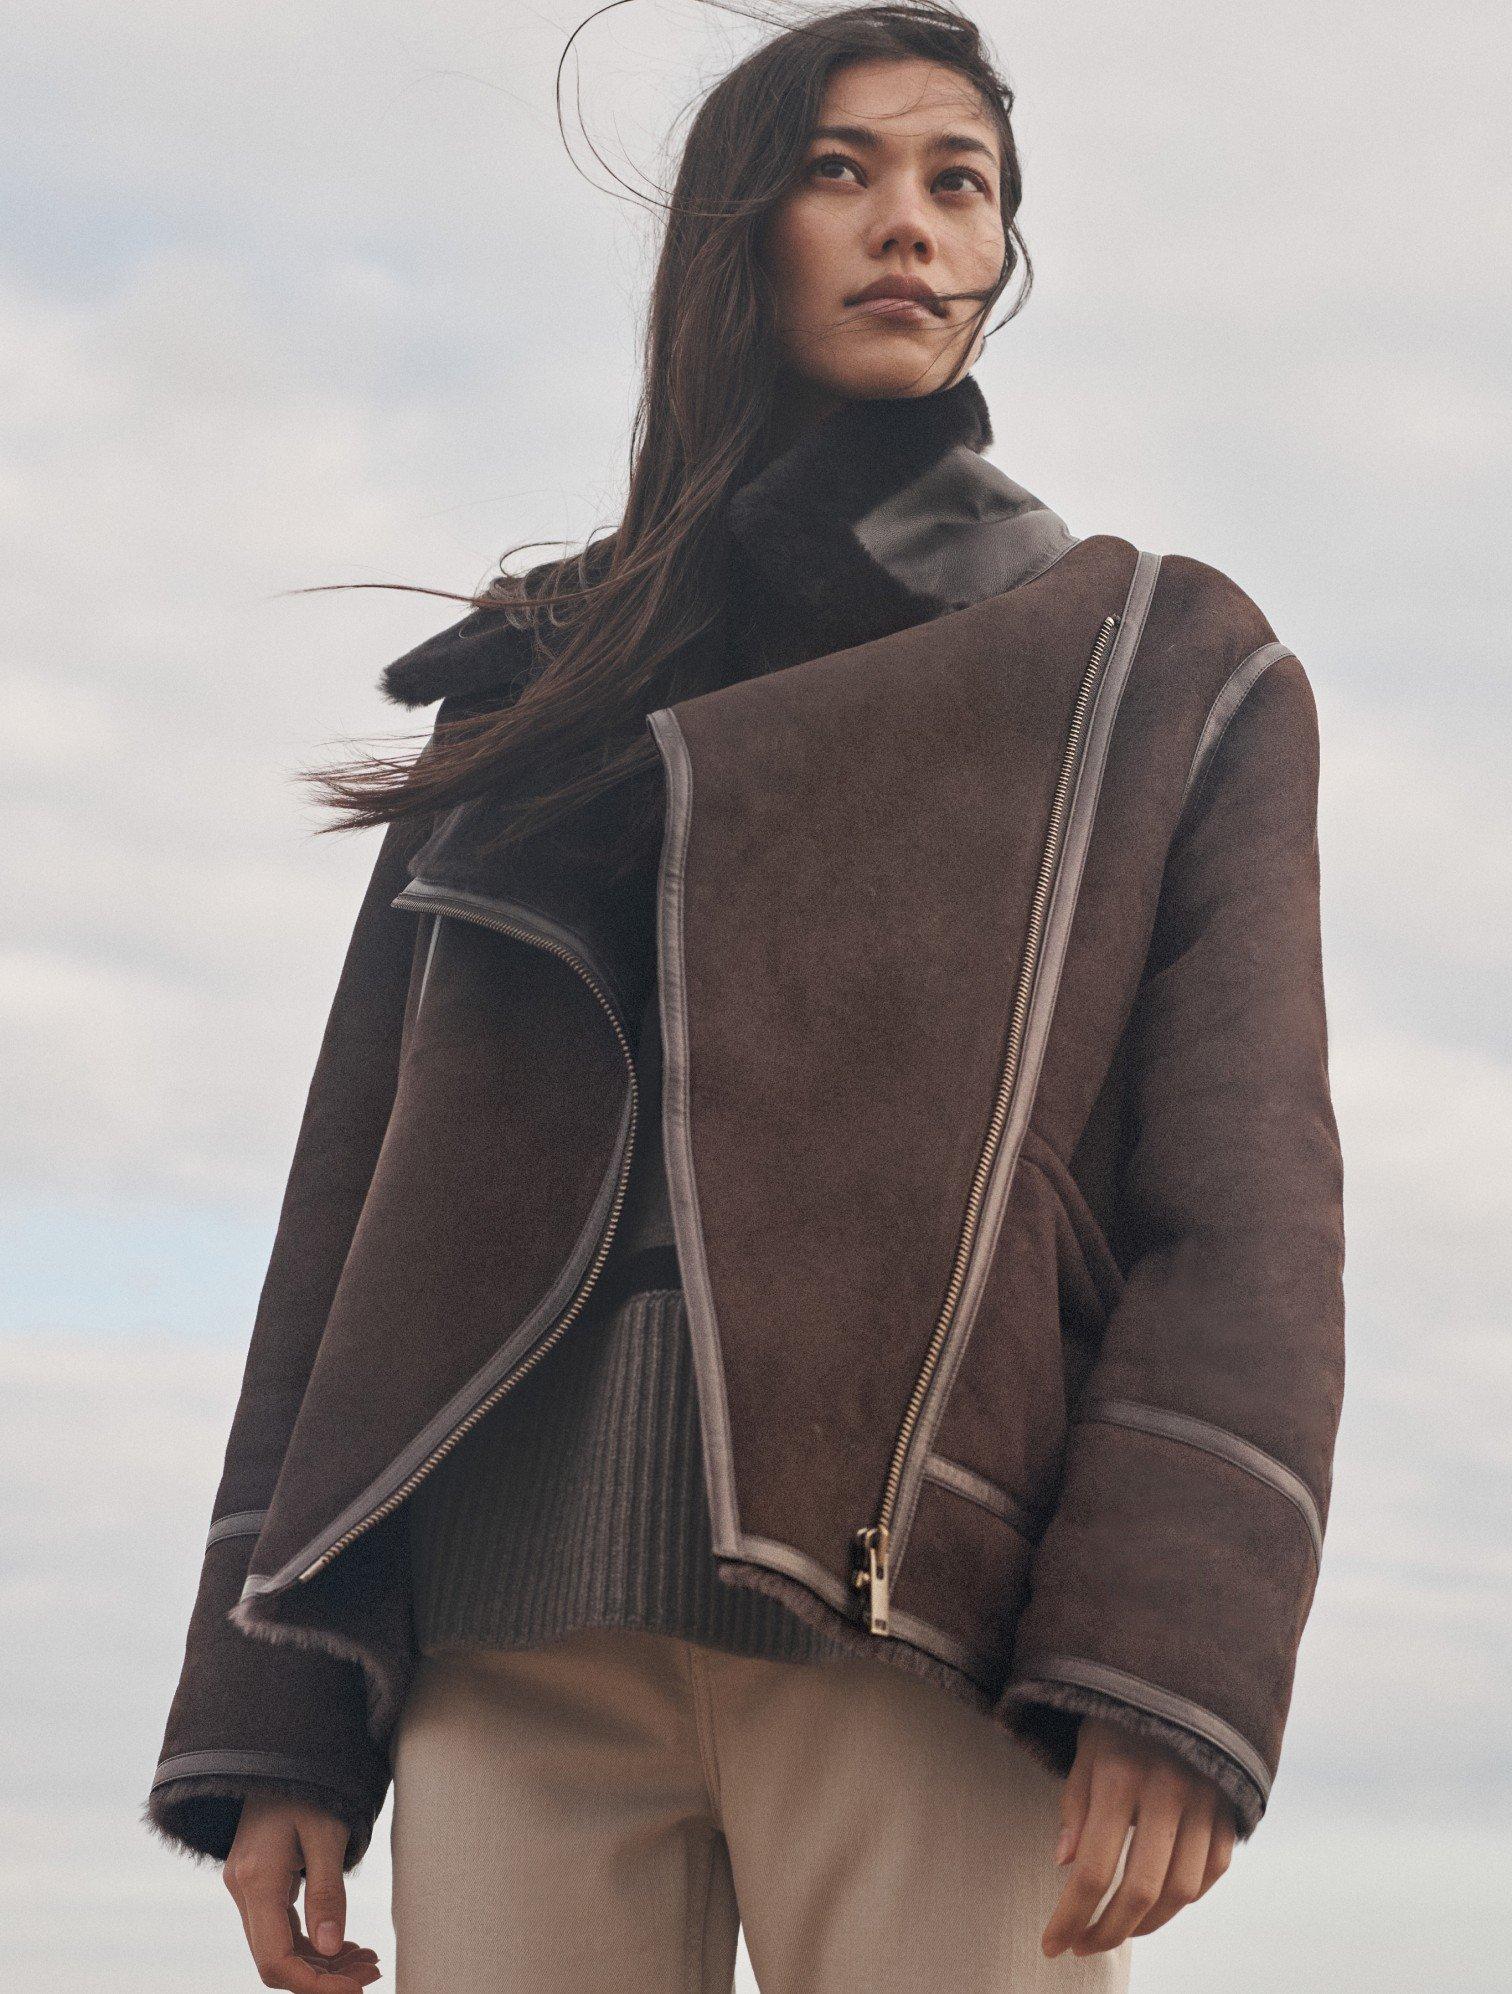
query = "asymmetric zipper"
xmin=852 ymin=612 xmax=1121 ymax=1634
xmin=293 ymin=887 xmax=638 ymax=1584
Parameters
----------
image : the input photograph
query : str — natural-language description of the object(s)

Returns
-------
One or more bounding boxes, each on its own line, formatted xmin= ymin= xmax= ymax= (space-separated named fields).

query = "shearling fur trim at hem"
xmin=141 ymin=1774 xmax=378 ymax=1872
xmin=998 ymin=1678 xmax=1265 ymax=1838
xmin=711 ymin=1555 xmax=998 ymax=1716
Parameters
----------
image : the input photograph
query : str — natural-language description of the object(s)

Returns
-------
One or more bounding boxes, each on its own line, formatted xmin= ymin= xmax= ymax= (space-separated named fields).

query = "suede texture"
xmin=145 ymin=372 xmax=1343 ymax=1867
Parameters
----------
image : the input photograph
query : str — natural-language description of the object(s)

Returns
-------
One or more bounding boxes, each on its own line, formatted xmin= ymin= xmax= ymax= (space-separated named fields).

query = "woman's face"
xmin=759 ymin=57 xmax=1007 ymax=411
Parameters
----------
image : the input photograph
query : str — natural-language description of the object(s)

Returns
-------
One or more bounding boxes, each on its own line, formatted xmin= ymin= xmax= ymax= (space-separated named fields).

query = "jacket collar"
xmin=724 ymin=371 xmax=1077 ymax=655
xmin=381 ymin=373 xmax=1078 ymax=709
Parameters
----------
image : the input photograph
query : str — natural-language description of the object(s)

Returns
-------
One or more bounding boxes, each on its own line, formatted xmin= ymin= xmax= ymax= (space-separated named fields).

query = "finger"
xmin=1041 ymin=1761 xmax=1137 ymax=1957
xmin=289 ymin=1929 xmax=381 ymax=1969
xmin=299 ymin=1815 xmax=352 ymax=1959
xmin=1055 ymin=1736 xmax=1095 ymax=1868
xmin=233 ymin=1852 xmax=307 ymax=1989
xmin=1073 ymin=1777 xmax=1184 ymax=1954
xmin=1130 ymin=1799 xmax=1214 ymax=1935
xmin=289 ymin=1928 xmax=383 ymax=1971
xmin=1197 ymin=1802 xmax=1238 ymax=1897
xmin=238 ymin=1859 xmax=373 ymax=1994
xmin=288 ymin=1934 xmax=384 ymax=1988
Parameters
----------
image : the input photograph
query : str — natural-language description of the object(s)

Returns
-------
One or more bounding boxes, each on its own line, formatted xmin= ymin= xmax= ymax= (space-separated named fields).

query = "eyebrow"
xmin=806 ymin=122 xmax=999 ymax=168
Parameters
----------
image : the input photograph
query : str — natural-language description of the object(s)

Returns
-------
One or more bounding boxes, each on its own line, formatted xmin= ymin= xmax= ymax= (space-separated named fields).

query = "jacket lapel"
xmin=379 ymin=374 xmax=1083 ymax=1027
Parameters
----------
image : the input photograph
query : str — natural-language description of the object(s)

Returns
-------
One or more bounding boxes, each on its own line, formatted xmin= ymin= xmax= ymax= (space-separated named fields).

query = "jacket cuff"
xmin=143 ymin=1763 xmax=381 ymax=1870
xmin=998 ymin=1404 xmax=1323 ymax=1837
xmin=998 ymin=1671 xmax=1266 ymax=1838
xmin=145 ymin=1525 xmax=391 ymax=1871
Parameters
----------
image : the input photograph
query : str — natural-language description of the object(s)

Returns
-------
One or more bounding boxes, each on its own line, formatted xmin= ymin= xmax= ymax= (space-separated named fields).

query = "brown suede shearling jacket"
xmin=145 ymin=375 xmax=1346 ymax=1871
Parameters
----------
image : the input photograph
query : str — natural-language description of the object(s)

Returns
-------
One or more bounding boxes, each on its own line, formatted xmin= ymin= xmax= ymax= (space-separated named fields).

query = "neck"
xmin=759 ymin=369 xmax=846 ymax=466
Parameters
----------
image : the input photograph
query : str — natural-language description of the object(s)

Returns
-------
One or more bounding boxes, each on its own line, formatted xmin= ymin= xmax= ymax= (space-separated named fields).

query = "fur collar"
xmin=380 ymin=372 xmax=1077 ymax=709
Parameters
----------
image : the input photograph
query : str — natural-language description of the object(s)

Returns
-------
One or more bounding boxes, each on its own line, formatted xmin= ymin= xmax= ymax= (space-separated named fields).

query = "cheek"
xmin=764 ymin=197 xmax=846 ymax=305
xmin=969 ymin=216 xmax=1008 ymax=283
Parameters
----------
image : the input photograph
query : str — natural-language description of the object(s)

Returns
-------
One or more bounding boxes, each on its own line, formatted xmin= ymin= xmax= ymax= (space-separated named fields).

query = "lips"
xmin=846 ymin=278 xmax=947 ymax=319
xmin=849 ymin=295 xmax=942 ymax=322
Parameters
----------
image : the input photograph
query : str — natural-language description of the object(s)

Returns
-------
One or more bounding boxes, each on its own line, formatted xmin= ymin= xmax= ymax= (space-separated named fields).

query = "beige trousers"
xmin=390 ymin=1625 xmax=1134 ymax=1994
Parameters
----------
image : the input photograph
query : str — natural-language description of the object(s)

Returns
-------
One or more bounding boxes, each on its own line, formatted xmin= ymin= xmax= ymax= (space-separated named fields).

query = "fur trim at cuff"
xmin=998 ymin=1680 xmax=1266 ymax=1839
xmin=142 ymin=1771 xmax=380 ymax=1872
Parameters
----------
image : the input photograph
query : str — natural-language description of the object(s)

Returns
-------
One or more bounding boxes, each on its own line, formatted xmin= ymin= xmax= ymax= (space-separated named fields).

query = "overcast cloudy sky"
xmin=2 ymin=3 xmax=1509 ymax=1988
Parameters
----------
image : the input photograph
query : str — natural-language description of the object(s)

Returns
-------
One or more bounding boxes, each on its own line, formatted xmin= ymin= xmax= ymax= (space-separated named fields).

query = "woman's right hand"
xmin=223 ymin=1789 xmax=382 ymax=1990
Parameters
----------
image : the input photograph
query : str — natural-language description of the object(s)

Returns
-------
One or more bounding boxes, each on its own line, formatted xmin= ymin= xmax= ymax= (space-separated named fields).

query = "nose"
xmin=863 ymin=177 xmax=940 ymax=265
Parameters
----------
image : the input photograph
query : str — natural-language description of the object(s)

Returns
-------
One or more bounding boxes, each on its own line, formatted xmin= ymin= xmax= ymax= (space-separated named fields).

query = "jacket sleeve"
xmin=998 ymin=649 xmax=1346 ymax=1839
xmin=143 ymin=810 xmax=430 ymax=1872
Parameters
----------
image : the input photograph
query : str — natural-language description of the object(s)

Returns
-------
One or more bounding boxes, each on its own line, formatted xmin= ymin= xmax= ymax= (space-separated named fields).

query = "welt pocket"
xmin=1018 ymin=1125 xmax=1126 ymax=1322
xmin=920 ymin=1452 xmax=1049 ymax=1544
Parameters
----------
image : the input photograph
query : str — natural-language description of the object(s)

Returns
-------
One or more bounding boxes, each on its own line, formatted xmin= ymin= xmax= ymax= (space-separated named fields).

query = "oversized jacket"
xmin=144 ymin=374 xmax=1346 ymax=1871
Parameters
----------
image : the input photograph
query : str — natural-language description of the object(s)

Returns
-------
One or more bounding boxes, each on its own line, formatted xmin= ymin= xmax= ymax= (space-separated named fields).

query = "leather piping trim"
xmin=886 ymin=547 xmax=1165 ymax=1574
xmin=1076 ymin=1395 xmax=1324 ymax=1564
xmin=921 ymin=1454 xmax=1039 ymax=1538
xmin=240 ymin=1081 xmax=634 ymax=1598
xmin=392 ymin=875 xmax=633 ymax=1026
xmin=646 ymin=704 xmax=741 ymax=1555
xmin=205 ymin=1510 xmax=266 ymax=1549
xmin=1179 ymin=640 xmax=1293 ymax=816
xmin=1010 ymin=1655 xmax=1273 ymax=1799
xmin=648 ymin=704 xmax=1027 ymax=1688
xmin=738 ymin=1532 xmax=999 ymax=1686
xmin=414 ymin=910 xmax=443 ymax=1014
xmin=648 ymin=555 xmax=1165 ymax=1659
xmin=151 ymin=1748 xmax=363 ymax=1795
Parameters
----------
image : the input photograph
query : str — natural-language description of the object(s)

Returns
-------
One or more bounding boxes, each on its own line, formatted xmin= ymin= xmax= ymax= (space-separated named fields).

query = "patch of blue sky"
xmin=0 ymin=1199 xmax=278 ymax=1337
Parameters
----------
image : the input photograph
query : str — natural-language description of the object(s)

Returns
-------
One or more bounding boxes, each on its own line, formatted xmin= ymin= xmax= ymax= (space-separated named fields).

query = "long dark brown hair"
xmin=304 ymin=0 xmax=1032 ymax=865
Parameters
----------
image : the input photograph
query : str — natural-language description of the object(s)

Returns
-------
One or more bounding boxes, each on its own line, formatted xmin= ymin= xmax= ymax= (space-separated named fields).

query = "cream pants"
xmin=390 ymin=1624 xmax=1133 ymax=1993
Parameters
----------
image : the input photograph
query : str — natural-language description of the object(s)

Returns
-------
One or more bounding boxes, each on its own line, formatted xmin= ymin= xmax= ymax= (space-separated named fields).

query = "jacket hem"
xmin=711 ymin=1553 xmax=1001 ymax=1713
xmin=729 ymin=1530 xmax=1000 ymax=1683
xmin=239 ymin=1074 xmax=632 ymax=1597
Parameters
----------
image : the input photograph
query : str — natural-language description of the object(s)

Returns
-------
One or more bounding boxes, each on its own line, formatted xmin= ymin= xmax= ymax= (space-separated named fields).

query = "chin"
xmin=812 ymin=345 xmax=971 ymax=402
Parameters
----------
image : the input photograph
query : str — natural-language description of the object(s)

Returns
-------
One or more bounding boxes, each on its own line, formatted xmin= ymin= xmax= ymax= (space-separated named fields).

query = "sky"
xmin=2 ymin=1 xmax=1509 ymax=1987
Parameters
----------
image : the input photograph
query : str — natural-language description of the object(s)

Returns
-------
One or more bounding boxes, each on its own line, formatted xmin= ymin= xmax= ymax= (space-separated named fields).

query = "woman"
xmin=143 ymin=6 xmax=1346 ymax=1990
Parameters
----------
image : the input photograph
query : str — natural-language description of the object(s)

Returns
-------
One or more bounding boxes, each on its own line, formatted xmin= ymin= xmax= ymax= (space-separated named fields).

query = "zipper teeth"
xmin=296 ymin=902 xmax=638 ymax=1584
xmin=869 ymin=612 xmax=1121 ymax=1549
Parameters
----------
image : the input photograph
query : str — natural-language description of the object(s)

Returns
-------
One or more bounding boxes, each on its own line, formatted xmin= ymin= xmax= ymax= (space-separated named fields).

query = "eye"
xmin=804 ymin=153 xmax=993 ymax=198
xmin=937 ymin=165 xmax=993 ymax=198
xmin=807 ymin=151 xmax=862 ymax=184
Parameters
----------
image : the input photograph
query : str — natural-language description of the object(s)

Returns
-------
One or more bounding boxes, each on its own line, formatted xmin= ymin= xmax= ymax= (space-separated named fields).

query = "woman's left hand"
xmin=1040 ymin=1715 xmax=1237 ymax=1957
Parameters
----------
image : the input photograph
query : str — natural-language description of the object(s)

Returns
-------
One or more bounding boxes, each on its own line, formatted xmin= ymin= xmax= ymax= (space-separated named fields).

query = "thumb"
xmin=300 ymin=1819 xmax=350 ymax=1956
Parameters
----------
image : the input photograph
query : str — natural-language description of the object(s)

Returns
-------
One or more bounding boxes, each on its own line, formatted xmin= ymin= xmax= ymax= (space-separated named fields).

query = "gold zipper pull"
xmin=852 ymin=1523 xmax=891 ymax=1634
